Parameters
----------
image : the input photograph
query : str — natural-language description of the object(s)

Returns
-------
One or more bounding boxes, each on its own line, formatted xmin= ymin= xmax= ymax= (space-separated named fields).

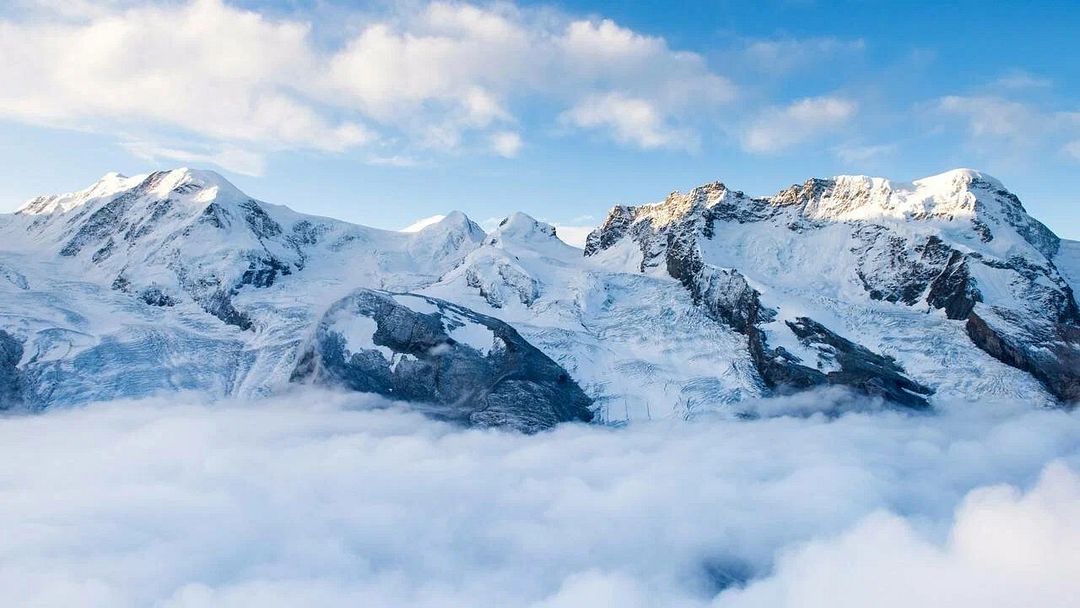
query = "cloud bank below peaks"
xmin=0 ymin=390 xmax=1078 ymax=607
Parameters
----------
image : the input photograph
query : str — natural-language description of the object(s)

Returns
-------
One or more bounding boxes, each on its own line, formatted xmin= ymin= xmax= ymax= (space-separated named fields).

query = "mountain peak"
xmin=17 ymin=167 xmax=246 ymax=215
xmin=437 ymin=210 xmax=476 ymax=229
xmin=410 ymin=210 xmax=485 ymax=241
xmin=913 ymin=168 xmax=1003 ymax=190
xmin=136 ymin=167 xmax=245 ymax=202
xmin=494 ymin=212 xmax=557 ymax=240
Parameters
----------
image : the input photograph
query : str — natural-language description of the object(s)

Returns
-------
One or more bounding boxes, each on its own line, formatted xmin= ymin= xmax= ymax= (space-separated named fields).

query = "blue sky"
xmin=1 ymin=0 xmax=1078 ymax=239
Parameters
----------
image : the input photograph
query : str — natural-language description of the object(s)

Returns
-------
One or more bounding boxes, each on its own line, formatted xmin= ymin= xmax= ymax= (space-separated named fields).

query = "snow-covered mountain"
xmin=0 ymin=167 xmax=1076 ymax=428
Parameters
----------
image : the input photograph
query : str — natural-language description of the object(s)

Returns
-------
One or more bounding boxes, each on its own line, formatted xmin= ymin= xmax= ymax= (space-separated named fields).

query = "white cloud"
xmin=1065 ymin=140 xmax=1080 ymax=162
xmin=937 ymin=95 xmax=1037 ymax=141
xmin=562 ymin=93 xmax=696 ymax=150
xmin=491 ymin=131 xmax=524 ymax=157
xmin=993 ymin=71 xmax=1052 ymax=90
xmin=7 ymin=0 xmax=138 ymax=19
xmin=0 ymin=392 xmax=1078 ymax=606
xmin=0 ymin=0 xmax=371 ymax=152
xmin=122 ymin=140 xmax=266 ymax=176
xmin=933 ymin=95 xmax=1080 ymax=163
xmin=740 ymin=37 xmax=865 ymax=75
xmin=0 ymin=0 xmax=737 ymax=164
xmin=713 ymin=463 xmax=1080 ymax=608
xmin=366 ymin=154 xmax=423 ymax=168
xmin=743 ymin=96 xmax=857 ymax=153
xmin=833 ymin=142 xmax=897 ymax=165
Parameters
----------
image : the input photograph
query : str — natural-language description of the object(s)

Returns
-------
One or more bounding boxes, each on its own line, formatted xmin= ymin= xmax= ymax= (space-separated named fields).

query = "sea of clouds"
xmin=1 ymin=389 xmax=1078 ymax=607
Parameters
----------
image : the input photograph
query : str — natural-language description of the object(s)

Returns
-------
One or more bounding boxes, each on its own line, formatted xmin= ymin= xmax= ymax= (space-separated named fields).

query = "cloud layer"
xmin=715 ymin=463 xmax=1080 ymax=608
xmin=0 ymin=0 xmax=736 ymax=173
xmin=0 ymin=391 xmax=1078 ymax=607
xmin=4 ymin=0 xmax=1079 ymax=183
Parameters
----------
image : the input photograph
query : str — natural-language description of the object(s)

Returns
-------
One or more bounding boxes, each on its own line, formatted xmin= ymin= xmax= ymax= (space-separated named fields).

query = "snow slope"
xmin=586 ymin=169 xmax=1078 ymax=407
xmin=0 ymin=167 xmax=1075 ymax=424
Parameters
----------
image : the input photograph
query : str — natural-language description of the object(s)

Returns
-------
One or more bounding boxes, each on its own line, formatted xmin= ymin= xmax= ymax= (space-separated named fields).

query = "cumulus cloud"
xmin=714 ymin=463 xmax=1080 ymax=608
xmin=932 ymin=95 xmax=1080 ymax=163
xmin=0 ymin=391 xmax=1078 ymax=607
xmin=743 ymin=96 xmax=857 ymax=153
xmin=490 ymin=131 xmax=524 ymax=157
xmin=0 ymin=0 xmax=736 ymax=169
xmin=561 ymin=93 xmax=697 ymax=150
xmin=0 ymin=0 xmax=370 ymax=151
xmin=936 ymin=95 xmax=1039 ymax=141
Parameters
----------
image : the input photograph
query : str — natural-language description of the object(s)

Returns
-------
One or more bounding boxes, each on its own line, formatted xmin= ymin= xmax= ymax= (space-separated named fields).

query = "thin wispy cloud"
xmin=932 ymin=94 xmax=1080 ymax=165
xmin=742 ymin=96 xmax=858 ymax=154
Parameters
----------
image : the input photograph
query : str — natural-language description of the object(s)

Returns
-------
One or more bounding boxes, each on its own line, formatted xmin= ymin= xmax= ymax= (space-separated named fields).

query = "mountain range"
xmin=0 ymin=167 xmax=1076 ymax=431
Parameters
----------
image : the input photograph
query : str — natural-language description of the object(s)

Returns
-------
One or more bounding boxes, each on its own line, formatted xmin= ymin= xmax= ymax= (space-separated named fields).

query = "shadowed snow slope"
xmin=0 ymin=168 xmax=1077 ymax=426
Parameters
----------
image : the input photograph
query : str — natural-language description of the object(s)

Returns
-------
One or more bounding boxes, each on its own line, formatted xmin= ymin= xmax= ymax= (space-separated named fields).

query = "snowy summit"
xmin=0 ymin=166 xmax=1075 ymax=426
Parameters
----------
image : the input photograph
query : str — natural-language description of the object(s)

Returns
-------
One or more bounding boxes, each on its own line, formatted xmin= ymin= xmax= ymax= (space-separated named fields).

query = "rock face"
xmin=0 ymin=331 xmax=25 ymax=409
xmin=11 ymin=169 xmax=486 ymax=332
xmin=1 ymin=166 xmax=1077 ymax=425
xmin=291 ymin=289 xmax=594 ymax=432
xmin=781 ymin=317 xmax=933 ymax=408
xmin=585 ymin=169 xmax=1079 ymax=407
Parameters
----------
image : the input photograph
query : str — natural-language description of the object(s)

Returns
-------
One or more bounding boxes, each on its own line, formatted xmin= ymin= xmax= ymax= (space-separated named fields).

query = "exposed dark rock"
xmin=137 ymin=286 xmax=176 ymax=307
xmin=91 ymin=238 xmax=115 ymax=264
xmin=240 ymin=200 xmax=283 ymax=238
xmin=927 ymin=251 xmax=981 ymax=320
xmin=197 ymin=202 xmax=231 ymax=229
xmin=60 ymin=191 xmax=136 ymax=257
xmin=291 ymin=289 xmax=594 ymax=432
xmin=0 ymin=330 xmax=25 ymax=409
xmin=745 ymin=322 xmax=827 ymax=393
xmin=772 ymin=178 xmax=836 ymax=210
xmin=123 ymin=198 xmax=173 ymax=244
xmin=289 ymin=220 xmax=325 ymax=246
xmin=587 ymin=188 xmax=934 ymax=409
xmin=786 ymin=317 xmax=933 ymax=408
xmin=584 ymin=205 xmax=635 ymax=256
xmin=966 ymin=312 xmax=1080 ymax=404
xmin=239 ymin=255 xmax=292 ymax=288
xmin=982 ymin=182 xmax=1060 ymax=258
xmin=111 ymin=274 xmax=131 ymax=292
xmin=201 ymin=289 xmax=253 ymax=331
xmin=852 ymin=230 xmax=956 ymax=306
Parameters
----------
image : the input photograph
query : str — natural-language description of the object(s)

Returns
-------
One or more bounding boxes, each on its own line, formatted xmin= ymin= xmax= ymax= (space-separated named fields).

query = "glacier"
xmin=0 ymin=167 xmax=1076 ymax=428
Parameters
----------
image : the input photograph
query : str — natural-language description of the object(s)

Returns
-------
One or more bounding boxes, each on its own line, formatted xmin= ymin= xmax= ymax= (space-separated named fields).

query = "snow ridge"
xmin=0 ymin=167 xmax=1076 ymax=423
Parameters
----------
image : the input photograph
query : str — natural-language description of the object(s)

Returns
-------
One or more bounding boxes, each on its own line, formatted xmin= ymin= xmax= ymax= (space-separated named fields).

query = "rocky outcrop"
xmin=0 ymin=330 xmax=25 ymax=409
xmin=585 ymin=170 xmax=1080 ymax=407
xmin=784 ymin=317 xmax=933 ymax=408
xmin=966 ymin=310 xmax=1080 ymax=404
xmin=586 ymin=187 xmax=933 ymax=409
xmin=925 ymin=250 xmax=981 ymax=319
xmin=8 ymin=165 xmax=1076 ymax=417
xmin=292 ymin=289 xmax=594 ymax=432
